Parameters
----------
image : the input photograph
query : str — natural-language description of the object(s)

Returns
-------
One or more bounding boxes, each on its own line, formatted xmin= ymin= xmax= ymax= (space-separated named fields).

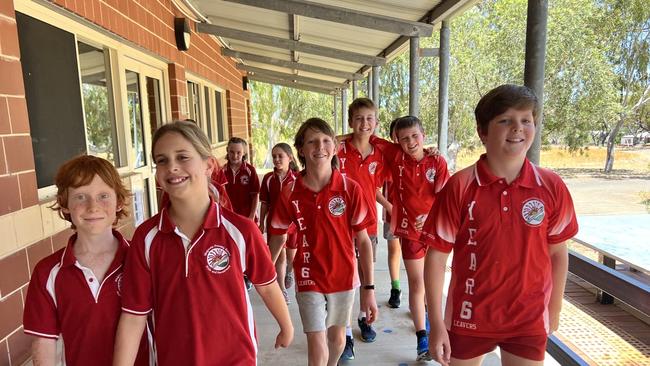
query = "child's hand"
xmin=424 ymin=147 xmax=440 ymax=157
xmin=360 ymin=289 xmax=379 ymax=324
xmin=430 ymin=323 xmax=451 ymax=366
xmin=274 ymin=325 xmax=294 ymax=349
xmin=415 ymin=214 xmax=427 ymax=232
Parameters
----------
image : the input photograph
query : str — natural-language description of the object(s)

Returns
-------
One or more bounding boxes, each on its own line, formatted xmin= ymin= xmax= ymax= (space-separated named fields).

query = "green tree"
xmin=250 ymin=81 xmax=333 ymax=168
xmin=601 ymin=0 xmax=650 ymax=172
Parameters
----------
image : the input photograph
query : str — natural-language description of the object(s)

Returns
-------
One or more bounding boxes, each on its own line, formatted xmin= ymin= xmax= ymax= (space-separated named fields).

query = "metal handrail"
xmin=569 ymin=250 xmax=650 ymax=315
xmin=547 ymin=334 xmax=590 ymax=366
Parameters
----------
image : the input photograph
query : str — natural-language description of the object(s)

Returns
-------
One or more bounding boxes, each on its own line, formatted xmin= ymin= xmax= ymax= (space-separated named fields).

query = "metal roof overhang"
xmin=183 ymin=0 xmax=478 ymax=95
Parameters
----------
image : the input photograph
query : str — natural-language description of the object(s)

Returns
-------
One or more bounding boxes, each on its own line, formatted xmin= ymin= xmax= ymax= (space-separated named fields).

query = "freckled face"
xmin=63 ymin=175 xmax=120 ymax=235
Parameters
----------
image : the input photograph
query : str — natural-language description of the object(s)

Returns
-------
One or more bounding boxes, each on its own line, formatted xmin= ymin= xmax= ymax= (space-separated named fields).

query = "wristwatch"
xmin=363 ymin=284 xmax=375 ymax=290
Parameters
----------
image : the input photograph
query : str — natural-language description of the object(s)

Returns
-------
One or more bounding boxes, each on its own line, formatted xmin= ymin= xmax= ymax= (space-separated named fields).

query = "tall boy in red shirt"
xmin=269 ymin=118 xmax=378 ymax=366
xmin=422 ymin=84 xmax=578 ymax=366
xmin=336 ymin=98 xmax=389 ymax=357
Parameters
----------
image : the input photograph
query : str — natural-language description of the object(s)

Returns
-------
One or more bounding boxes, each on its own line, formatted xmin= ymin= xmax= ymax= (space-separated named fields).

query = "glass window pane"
xmin=78 ymin=42 xmax=121 ymax=166
xmin=204 ymin=86 xmax=213 ymax=143
xmin=146 ymin=77 xmax=162 ymax=134
xmin=215 ymin=90 xmax=225 ymax=142
xmin=187 ymin=81 xmax=201 ymax=124
xmin=126 ymin=70 xmax=146 ymax=168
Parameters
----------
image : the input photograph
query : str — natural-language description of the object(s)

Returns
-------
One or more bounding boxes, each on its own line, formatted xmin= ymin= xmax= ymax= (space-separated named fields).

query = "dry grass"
xmin=456 ymin=146 xmax=650 ymax=175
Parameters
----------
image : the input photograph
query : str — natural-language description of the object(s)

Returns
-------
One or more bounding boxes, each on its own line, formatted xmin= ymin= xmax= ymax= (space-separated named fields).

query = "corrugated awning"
xmin=181 ymin=0 xmax=477 ymax=94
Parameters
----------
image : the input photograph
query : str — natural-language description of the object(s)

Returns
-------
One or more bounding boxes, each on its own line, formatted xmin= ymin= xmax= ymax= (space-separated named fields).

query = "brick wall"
xmin=0 ymin=0 xmax=251 ymax=364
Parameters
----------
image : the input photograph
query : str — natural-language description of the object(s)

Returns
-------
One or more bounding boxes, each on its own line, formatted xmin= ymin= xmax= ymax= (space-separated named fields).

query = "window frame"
xmin=17 ymin=1 xmax=172 ymax=201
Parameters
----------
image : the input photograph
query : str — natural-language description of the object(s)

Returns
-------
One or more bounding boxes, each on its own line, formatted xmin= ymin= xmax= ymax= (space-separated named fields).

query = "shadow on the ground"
xmin=555 ymin=168 xmax=650 ymax=179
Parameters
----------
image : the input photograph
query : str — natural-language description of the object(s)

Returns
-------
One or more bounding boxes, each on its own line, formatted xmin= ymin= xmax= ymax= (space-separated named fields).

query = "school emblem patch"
xmin=368 ymin=162 xmax=378 ymax=175
xmin=328 ymin=196 xmax=346 ymax=217
xmin=240 ymin=175 xmax=250 ymax=185
xmin=521 ymin=199 xmax=545 ymax=226
xmin=114 ymin=273 xmax=123 ymax=296
xmin=425 ymin=168 xmax=436 ymax=182
xmin=205 ymin=245 xmax=231 ymax=274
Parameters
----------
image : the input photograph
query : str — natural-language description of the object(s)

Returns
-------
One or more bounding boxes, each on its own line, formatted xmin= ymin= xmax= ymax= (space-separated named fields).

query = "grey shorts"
xmin=383 ymin=221 xmax=397 ymax=241
xmin=296 ymin=290 xmax=356 ymax=333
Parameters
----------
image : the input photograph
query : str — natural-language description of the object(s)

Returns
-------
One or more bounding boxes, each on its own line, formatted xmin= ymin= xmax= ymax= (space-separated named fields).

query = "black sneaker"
xmin=358 ymin=317 xmax=376 ymax=342
xmin=388 ymin=288 xmax=401 ymax=308
xmin=340 ymin=335 xmax=355 ymax=361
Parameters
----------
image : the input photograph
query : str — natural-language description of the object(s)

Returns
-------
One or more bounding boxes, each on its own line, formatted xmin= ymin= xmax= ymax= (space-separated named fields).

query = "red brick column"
xmin=0 ymin=2 xmax=40 ymax=365
xmin=168 ymin=63 xmax=188 ymax=120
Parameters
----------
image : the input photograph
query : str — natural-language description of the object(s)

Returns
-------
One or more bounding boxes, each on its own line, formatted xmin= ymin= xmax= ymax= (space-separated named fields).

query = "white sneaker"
xmin=284 ymin=271 xmax=294 ymax=289
xmin=282 ymin=289 xmax=291 ymax=304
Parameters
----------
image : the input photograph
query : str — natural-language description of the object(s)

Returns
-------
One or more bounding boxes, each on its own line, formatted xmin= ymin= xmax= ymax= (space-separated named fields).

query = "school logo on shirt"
xmin=521 ymin=199 xmax=545 ymax=226
xmin=205 ymin=245 xmax=231 ymax=274
xmin=426 ymin=168 xmax=436 ymax=182
xmin=368 ymin=162 xmax=378 ymax=175
xmin=240 ymin=175 xmax=250 ymax=185
xmin=328 ymin=196 xmax=346 ymax=217
xmin=114 ymin=273 xmax=123 ymax=296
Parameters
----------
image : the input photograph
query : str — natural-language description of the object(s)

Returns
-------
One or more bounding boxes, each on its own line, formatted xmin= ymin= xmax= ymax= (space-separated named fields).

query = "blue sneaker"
xmin=425 ymin=313 xmax=430 ymax=334
xmin=416 ymin=334 xmax=433 ymax=361
xmin=340 ymin=336 xmax=355 ymax=361
xmin=358 ymin=317 xmax=377 ymax=342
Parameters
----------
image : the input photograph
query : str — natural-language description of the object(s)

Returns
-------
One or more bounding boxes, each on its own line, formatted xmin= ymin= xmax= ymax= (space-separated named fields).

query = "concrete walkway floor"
xmin=251 ymin=234 xmax=561 ymax=366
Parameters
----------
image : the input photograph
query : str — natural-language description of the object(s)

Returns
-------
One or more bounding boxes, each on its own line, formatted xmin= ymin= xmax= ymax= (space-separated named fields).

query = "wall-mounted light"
xmin=174 ymin=18 xmax=191 ymax=51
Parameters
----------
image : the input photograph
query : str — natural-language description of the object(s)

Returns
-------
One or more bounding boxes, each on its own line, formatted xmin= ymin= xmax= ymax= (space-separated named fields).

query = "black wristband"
xmin=363 ymin=284 xmax=375 ymax=290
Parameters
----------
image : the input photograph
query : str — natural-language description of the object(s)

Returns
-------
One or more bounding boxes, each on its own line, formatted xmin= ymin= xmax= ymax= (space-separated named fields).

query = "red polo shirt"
xmin=23 ymin=231 xmax=148 ymax=366
xmin=223 ymin=162 xmax=260 ymax=217
xmin=421 ymin=155 xmax=578 ymax=337
xmin=337 ymin=139 xmax=386 ymax=236
xmin=269 ymin=169 xmax=374 ymax=293
xmin=260 ymin=170 xmax=298 ymax=243
xmin=121 ymin=200 xmax=276 ymax=366
xmin=371 ymin=136 xmax=449 ymax=240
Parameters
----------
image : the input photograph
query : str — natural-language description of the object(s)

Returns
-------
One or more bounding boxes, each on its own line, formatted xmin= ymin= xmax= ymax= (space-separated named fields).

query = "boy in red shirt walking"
xmin=336 ymin=98 xmax=388 ymax=357
xmin=422 ymin=84 xmax=578 ymax=366
xmin=371 ymin=116 xmax=449 ymax=361
xmin=269 ymin=118 xmax=378 ymax=366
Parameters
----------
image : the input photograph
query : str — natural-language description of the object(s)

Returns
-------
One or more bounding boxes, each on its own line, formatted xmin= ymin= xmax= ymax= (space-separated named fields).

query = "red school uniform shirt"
xmin=371 ymin=136 xmax=449 ymax=240
xmin=121 ymin=200 xmax=276 ymax=366
xmin=268 ymin=169 xmax=375 ymax=293
xmin=223 ymin=161 xmax=260 ymax=217
xmin=260 ymin=170 xmax=298 ymax=241
xmin=23 ymin=231 xmax=149 ymax=366
xmin=337 ymin=139 xmax=387 ymax=236
xmin=420 ymin=154 xmax=578 ymax=338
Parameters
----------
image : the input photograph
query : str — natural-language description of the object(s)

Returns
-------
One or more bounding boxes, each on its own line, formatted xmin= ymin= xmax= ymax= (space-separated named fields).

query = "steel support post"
xmin=524 ymin=0 xmax=548 ymax=165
